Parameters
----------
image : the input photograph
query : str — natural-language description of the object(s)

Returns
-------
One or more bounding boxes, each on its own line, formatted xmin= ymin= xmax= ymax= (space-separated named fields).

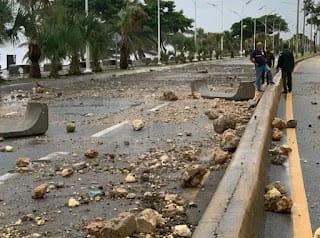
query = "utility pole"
xmin=158 ymin=0 xmax=161 ymax=65
xmin=296 ymin=0 xmax=300 ymax=56
xmin=194 ymin=0 xmax=197 ymax=61
xmin=84 ymin=0 xmax=92 ymax=73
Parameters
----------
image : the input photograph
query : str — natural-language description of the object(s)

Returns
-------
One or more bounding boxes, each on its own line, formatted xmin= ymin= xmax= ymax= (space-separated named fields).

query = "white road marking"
xmin=0 ymin=173 xmax=16 ymax=185
xmin=91 ymin=120 xmax=129 ymax=137
xmin=149 ymin=102 xmax=169 ymax=112
xmin=37 ymin=152 xmax=70 ymax=161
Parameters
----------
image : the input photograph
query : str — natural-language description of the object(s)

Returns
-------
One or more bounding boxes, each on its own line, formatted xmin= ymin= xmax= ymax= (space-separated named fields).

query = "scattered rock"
xmin=180 ymin=164 xmax=207 ymax=187
xmin=163 ymin=203 xmax=185 ymax=217
xmin=1 ymin=145 xmax=14 ymax=152
xmin=264 ymin=182 xmax=292 ymax=213
xmin=16 ymin=157 xmax=30 ymax=167
xmin=272 ymin=117 xmax=287 ymax=129
xmin=311 ymin=101 xmax=318 ymax=105
xmin=99 ymin=212 xmax=137 ymax=238
xmin=269 ymin=145 xmax=292 ymax=156
xmin=85 ymin=218 xmax=106 ymax=237
xmin=0 ymin=137 xmax=4 ymax=142
xmin=163 ymin=91 xmax=178 ymax=101
xmin=68 ymin=197 xmax=80 ymax=208
xmin=220 ymin=129 xmax=240 ymax=152
xmin=272 ymin=128 xmax=283 ymax=141
xmin=72 ymin=162 xmax=87 ymax=170
xmin=212 ymin=147 xmax=230 ymax=164
xmin=61 ymin=168 xmax=73 ymax=177
xmin=88 ymin=190 xmax=105 ymax=198
xmin=85 ymin=149 xmax=98 ymax=159
xmin=271 ymin=154 xmax=288 ymax=165
xmin=136 ymin=208 xmax=163 ymax=233
xmin=173 ymin=224 xmax=192 ymax=237
xmin=125 ymin=174 xmax=137 ymax=183
xmin=110 ymin=187 xmax=129 ymax=198
xmin=213 ymin=114 xmax=237 ymax=134
xmin=132 ymin=119 xmax=144 ymax=131
xmin=205 ymin=110 xmax=219 ymax=120
xmin=32 ymin=184 xmax=49 ymax=199
xmin=126 ymin=193 xmax=136 ymax=199
xmin=192 ymin=92 xmax=202 ymax=99
xmin=66 ymin=122 xmax=76 ymax=133
xmin=286 ymin=119 xmax=297 ymax=128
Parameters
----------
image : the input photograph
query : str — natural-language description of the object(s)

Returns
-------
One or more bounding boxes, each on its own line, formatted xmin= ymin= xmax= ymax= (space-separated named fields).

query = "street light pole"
xmin=194 ymin=0 xmax=197 ymax=61
xmin=296 ymin=0 xmax=300 ymax=56
xmin=158 ymin=0 xmax=161 ymax=65
xmin=84 ymin=0 xmax=92 ymax=73
xmin=264 ymin=16 xmax=267 ymax=50
xmin=253 ymin=18 xmax=256 ymax=49
xmin=240 ymin=19 xmax=243 ymax=56
xmin=220 ymin=0 xmax=224 ymax=57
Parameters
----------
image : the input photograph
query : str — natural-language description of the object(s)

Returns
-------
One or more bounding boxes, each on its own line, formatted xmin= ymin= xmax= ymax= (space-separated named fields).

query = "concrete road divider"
xmin=192 ymin=73 xmax=282 ymax=238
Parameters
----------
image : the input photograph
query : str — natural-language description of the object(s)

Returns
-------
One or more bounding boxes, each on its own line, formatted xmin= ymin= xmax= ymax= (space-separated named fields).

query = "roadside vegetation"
xmin=0 ymin=0 xmax=319 ymax=78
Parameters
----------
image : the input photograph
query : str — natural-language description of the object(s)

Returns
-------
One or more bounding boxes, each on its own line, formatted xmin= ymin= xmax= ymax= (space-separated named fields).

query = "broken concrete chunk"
xmin=68 ymin=198 xmax=80 ymax=208
xmin=212 ymin=147 xmax=230 ymax=164
xmin=264 ymin=182 xmax=293 ymax=213
xmin=61 ymin=168 xmax=73 ymax=177
xmin=221 ymin=129 xmax=240 ymax=152
xmin=271 ymin=154 xmax=288 ymax=165
xmin=110 ymin=187 xmax=129 ymax=198
xmin=125 ymin=174 xmax=137 ymax=183
xmin=163 ymin=203 xmax=185 ymax=217
xmin=85 ymin=218 xmax=106 ymax=236
xmin=66 ymin=122 xmax=76 ymax=133
xmin=286 ymin=119 xmax=297 ymax=128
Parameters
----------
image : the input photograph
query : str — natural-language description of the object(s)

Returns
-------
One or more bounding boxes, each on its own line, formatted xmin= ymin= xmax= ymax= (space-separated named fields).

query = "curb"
xmin=192 ymin=73 xmax=282 ymax=238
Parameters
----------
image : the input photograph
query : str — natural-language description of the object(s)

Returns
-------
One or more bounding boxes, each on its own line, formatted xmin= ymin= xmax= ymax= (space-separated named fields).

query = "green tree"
xmin=118 ymin=1 xmax=148 ymax=69
xmin=0 ymin=0 xmax=12 ymax=44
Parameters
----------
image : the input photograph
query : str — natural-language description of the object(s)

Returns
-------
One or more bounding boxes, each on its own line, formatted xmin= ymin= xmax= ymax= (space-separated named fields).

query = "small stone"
xmin=68 ymin=198 xmax=80 ymax=207
xmin=286 ymin=119 xmax=297 ymax=128
xmin=61 ymin=168 xmax=73 ymax=177
xmin=32 ymin=184 xmax=49 ymax=199
xmin=163 ymin=91 xmax=178 ymax=101
xmin=205 ymin=110 xmax=219 ymax=120
xmin=317 ymin=114 xmax=320 ymax=119
xmin=55 ymin=182 xmax=65 ymax=188
xmin=110 ymin=187 xmax=129 ymax=198
xmin=125 ymin=174 xmax=137 ymax=183
xmin=311 ymin=101 xmax=318 ymax=105
xmin=88 ymin=190 xmax=105 ymax=198
xmin=84 ymin=148 xmax=98 ymax=158
xmin=16 ymin=157 xmax=30 ymax=167
xmin=180 ymin=164 xmax=207 ymax=187
xmin=124 ymin=141 xmax=130 ymax=146
xmin=220 ymin=129 xmax=240 ymax=152
xmin=136 ymin=208 xmax=163 ymax=233
xmin=173 ymin=224 xmax=192 ymax=237
xmin=272 ymin=128 xmax=283 ymax=141
xmin=272 ymin=117 xmax=287 ymax=129
xmin=0 ymin=137 xmax=4 ymax=142
xmin=163 ymin=203 xmax=185 ymax=217
xmin=126 ymin=193 xmax=136 ymax=199
xmin=212 ymin=147 xmax=230 ymax=164
xmin=132 ymin=119 xmax=144 ymax=131
xmin=192 ymin=92 xmax=202 ymax=99
xmin=3 ymin=145 xmax=13 ymax=152
xmin=186 ymin=132 xmax=192 ymax=136
xmin=72 ymin=162 xmax=87 ymax=170
xmin=66 ymin=122 xmax=76 ymax=133
xmin=271 ymin=154 xmax=288 ymax=165
xmin=165 ymin=193 xmax=178 ymax=202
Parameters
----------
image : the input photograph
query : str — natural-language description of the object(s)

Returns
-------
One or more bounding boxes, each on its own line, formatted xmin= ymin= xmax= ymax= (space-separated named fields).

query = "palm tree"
xmin=8 ymin=0 xmax=52 ymax=78
xmin=118 ymin=1 xmax=148 ymax=69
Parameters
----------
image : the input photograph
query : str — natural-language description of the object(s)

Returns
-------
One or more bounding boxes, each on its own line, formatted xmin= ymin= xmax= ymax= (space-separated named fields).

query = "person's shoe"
xmin=288 ymin=89 xmax=292 ymax=93
xmin=269 ymin=81 xmax=275 ymax=85
xmin=258 ymin=89 xmax=264 ymax=92
xmin=282 ymin=90 xmax=288 ymax=94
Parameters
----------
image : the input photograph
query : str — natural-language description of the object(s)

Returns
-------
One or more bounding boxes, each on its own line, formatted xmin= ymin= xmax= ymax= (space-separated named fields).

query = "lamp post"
xmin=158 ymin=0 xmax=161 ymax=65
xmin=84 ymin=0 xmax=92 ymax=73
xmin=296 ymin=0 xmax=300 ymax=56
xmin=253 ymin=5 xmax=266 ymax=50
xmin=194 ymin=0 xmax=197 ymax=61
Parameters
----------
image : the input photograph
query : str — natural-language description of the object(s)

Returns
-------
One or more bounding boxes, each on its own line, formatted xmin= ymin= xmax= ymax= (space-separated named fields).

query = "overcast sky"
xmin=174 ymin=0 xmax=303 ymax=39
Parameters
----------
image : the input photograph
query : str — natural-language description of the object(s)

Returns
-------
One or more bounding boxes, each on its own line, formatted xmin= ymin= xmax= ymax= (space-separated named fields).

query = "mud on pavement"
xmin=0 ymin=62 xmax=256 ymax=237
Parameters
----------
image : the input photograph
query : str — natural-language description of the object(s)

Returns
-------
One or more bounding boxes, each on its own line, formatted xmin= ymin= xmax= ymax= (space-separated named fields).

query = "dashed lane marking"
xmin=91 ymin=120 xmax=129 ymax=138
xmin=0 ymin=173 xmax=16 ymax=185
xmin=149 ymin=102 xmax=169 ymax=112
xmin=286 ymin=86 xmax=313 ymax=238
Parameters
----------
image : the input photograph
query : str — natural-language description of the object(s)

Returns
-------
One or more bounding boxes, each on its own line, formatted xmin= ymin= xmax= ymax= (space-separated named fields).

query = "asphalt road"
xmin=292 ymin=56 xmax=320 ymax=232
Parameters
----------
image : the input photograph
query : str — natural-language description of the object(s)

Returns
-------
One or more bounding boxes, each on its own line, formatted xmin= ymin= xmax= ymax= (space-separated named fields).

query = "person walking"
xmin=250 ymin=42 xmax=274 ymax=92
xmin=261 ymin=47 xmax=275 ymax=84
xmin=276 ymin=43 xmax=295 ymax=93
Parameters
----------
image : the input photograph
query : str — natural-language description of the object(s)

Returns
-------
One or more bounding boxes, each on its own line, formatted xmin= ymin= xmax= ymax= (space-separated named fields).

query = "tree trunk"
xmin=92 ymin=50 xmax=102 ymax=72
xmin=49 ymin=56 xmax=60 ymax=78
xmin=28 ymin=40 xmax=41 ymax=78
xmin=69 ymin=53 xmax=81 ymax=75
xmin=120 ymin=35 xmax=129 ymax=70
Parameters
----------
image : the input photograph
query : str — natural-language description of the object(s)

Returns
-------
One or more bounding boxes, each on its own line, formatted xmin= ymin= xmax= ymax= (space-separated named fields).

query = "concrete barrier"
xmin=192 ymin=72 xmax=282 ymax=238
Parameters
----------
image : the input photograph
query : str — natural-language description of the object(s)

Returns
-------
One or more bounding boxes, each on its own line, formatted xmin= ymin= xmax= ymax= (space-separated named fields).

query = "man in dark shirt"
xmin=276 ymin=43 xmax=295 ymax=93
xmin=251 ymin=42 xmax=274 ymax=92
